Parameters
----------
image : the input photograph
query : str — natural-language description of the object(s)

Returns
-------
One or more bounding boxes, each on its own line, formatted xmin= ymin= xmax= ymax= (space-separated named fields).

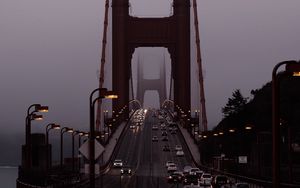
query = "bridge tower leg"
xmin=112 ymin=0 xmax=129 ymax=114
xmin=173 ymin=0 xmax=191 ymax=114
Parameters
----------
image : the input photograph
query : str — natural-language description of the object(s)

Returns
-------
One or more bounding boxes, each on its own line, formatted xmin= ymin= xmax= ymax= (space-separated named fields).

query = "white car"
xmin=167 ymin=164 xmax=177 ymax=172
xmin=199 ymin=173 xmax=212 ymax=185
xmin=176 ymin=150 xmax=184 ymax=156
xmin=165 ymin=161 xmax=175 ymax=168
xmin=113 ymin=159 xmax=123 ymax=167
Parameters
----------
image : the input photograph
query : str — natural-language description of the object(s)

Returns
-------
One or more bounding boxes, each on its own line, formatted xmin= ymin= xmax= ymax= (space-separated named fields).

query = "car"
xmin=183 ymin=165 xmax=192 ymax=175
xmin=167 ymin=171 xmax=184 ymax=183
xmin=176 ymin=150 xmax=184 ymax=156
xmin=163 ymin=145 xmax=171 ymax=151
xmin=152 ymin=136 xmax=158 ymax=142
xmin=162 ymin=136 xmax=168 ymax=141
xmin=183 ymin=174 xmax=199 ymax=185
xmin=211 ymin=175 xmax=230 ymax=188
xmin=234 ymin=183 xmax=250 ymax=188
xmin=113 ymin=159 xmax=123 ymax=167
xmin=161 ymin=127 xmax=167 ymax=131
xmin=130 ymin=124 xmax=135 ymax=129
xmin=120 ymin=166 xmax=132 ymax=175
xmin=166 ymin=161 xmax=175 ymax=168
xmin=167 ymin=164 xmax=177 ymax=172
xmin=175 ymin=145 xmax=182 ymax=151
xmin=162 ymin=131 xmax=168 ymax=136
xmin=199 ymin=173 xmax=212 ymax=185
xmin=189 ymin=168 xmax=203 ymax=177
xmin=171 ymin=130 xmax=177 ymax=134
xmin=152 ymin=125 xmax=158 ymax=130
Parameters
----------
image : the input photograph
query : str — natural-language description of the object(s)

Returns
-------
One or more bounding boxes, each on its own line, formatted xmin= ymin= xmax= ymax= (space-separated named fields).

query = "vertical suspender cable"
xmin=192 ymin=0 xmax=208 ymax=131
xmin=130 ymin=62 xmax=135 ymax=100
xmin=96 ymin=0 xmax=110 ymax=131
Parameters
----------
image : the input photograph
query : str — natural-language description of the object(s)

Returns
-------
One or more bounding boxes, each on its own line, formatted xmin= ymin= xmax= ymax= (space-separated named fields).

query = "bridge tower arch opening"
xmin=143 ymin=90 xmax=160 ymax=109
xmin=130 ymin=47 xmax=171 ymax=109
xmin=112 ymin=0 xmax=191 ymax=115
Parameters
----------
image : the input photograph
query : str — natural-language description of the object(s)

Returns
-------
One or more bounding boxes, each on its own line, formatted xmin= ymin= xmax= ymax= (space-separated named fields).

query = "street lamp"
xmin=89 ymin=88 xmax=118 ymax=188
xmin=272 ymin=60 xmax=300 ymax=188
xmin=46 ymin=123 xmax=61 ymax=145
xmin=45 ymin=123 xmax=60 ymax=170
xmin=60 ymin=127 xmax=73 ymax=168
xmin=25 ymin=104 xmax=48 ymax=168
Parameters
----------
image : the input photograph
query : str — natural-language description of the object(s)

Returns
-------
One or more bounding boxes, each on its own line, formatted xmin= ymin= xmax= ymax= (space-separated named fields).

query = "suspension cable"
xmin=96 ymin=0 xmax=110 ymax=131
xmin=192 ymin=0 xmax=208 ymax=131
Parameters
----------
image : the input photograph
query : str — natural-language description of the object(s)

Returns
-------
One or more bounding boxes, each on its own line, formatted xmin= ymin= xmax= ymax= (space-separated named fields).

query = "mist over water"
xmin=0 ymin=167 xmax=18 ymax=188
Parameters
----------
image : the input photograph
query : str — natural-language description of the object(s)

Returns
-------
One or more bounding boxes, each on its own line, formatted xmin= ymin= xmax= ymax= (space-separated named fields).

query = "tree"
xmin=222 ymin=89 xmax=247 ymax=117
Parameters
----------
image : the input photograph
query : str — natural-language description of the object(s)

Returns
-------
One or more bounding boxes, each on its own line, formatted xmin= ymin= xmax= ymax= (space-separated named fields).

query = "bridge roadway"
xmin=94 ymin=109 xmax=195 ymax=188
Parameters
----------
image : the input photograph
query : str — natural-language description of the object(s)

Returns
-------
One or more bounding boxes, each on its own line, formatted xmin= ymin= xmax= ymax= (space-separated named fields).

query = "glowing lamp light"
xmin=104 ymin=91 xmax=118 ymax=99
xmin=219 ymin=132 xmax=224 ymax=135
xmin=32 ymin=114 xmax=43 ymax=121
xmin=229 ymin=129 xmax=235 ymax=133
xmin=213 ymin=133 xmax=218 ymax=136
xmin=53 ymin=124 xmax=61 ymax=129
xmin=38 ymin=106 xmax=49 ymax=112
xmin=286 ymin=62 xmax=300 ymax=76
xmin=245 ymin=126 xmax=252 ymax=130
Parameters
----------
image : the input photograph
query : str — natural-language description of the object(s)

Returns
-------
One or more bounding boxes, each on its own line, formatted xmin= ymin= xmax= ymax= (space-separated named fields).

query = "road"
xmin=95 ymin=109 xmax=196 ymax=188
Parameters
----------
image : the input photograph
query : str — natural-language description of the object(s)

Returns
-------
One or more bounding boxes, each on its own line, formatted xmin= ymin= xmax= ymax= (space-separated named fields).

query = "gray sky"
xmin=0 ymin=0 xmax=300 ymax=138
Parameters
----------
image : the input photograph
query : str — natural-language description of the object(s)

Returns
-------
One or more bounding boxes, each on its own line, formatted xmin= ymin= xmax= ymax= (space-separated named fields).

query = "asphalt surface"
xmin=94 ymin=109 xmax=196 ymax=188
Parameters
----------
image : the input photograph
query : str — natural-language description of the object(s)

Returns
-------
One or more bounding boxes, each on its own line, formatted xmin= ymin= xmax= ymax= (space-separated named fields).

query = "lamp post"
xmin=60 ymin=127 xmax=73 ymax=168
xmin=72 ymin=130 xmax=81 ymax=172
xmin=25 ymin=104 xmax=48 ymax=168
xmin=46 ymin=123 xmax=61 ymax=145
xmin=272 ymin=60 xmax=300 ymax=188
xmin=45 ymin=123 xmax=60 ymax=170
xmin=89 ymin=88 xmax=117 ymax=188
xmin=78 ymin=132 xmax=88 ymax=172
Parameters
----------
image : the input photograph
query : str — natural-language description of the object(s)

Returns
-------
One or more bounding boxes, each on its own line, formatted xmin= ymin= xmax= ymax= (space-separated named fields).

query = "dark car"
xmin=167 ymin=171 xmax=184 ymax=183
xmin=163 ymin=145 xmax=171 ymax=151
xmin=183 ymin=174 xmax=199 ymax=185
xmin=161 ymin=131 xmax=168 ymax=136
xmin=162 ymin=136 xmax=168 ymax=141
xmin=211 ymin=175 xmax=230 ymax=188
xmin=120 ymin=166 xmax=132 ymax=175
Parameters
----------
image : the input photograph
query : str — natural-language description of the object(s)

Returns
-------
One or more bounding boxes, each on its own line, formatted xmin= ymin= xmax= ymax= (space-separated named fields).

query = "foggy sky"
xmin=0 ymin=0 xmax=300 ymax=164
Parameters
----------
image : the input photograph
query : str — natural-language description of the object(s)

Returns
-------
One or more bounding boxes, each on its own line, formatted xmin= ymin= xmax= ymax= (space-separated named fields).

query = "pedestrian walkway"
xmin=102 ymin=122 xmax=127 ymax=164
xmin=177 ymin=124 xmax=201 ymax=165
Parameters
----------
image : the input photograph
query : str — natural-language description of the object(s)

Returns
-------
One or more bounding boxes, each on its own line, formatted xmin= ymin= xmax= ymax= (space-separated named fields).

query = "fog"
xmin=0 ymin=0 xmax=300 ymax=164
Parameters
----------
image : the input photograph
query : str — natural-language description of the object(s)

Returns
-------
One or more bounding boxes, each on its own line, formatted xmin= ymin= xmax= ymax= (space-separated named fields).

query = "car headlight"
xmin=121 ymin=169 xmax=123 ymax=173
xmin=128 ymin=169 xmax=131 ymax=173
xmin=168 ymin=176 xmax=172 ymax=179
